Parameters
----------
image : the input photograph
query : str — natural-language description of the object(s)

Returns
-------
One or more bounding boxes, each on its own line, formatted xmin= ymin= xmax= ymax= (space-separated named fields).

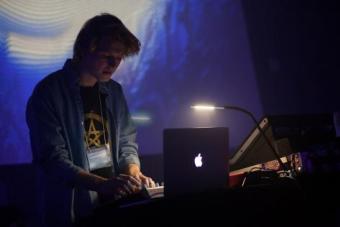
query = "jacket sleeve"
xmin=26 ymin=85 xmax=82 ymax=186
xmin=116 ymin=85 xmax=141 ymax=170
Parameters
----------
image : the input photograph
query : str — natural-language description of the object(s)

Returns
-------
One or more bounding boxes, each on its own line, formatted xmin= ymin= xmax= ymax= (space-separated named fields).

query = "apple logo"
xmin=194 ymin=153 xmax=203 ymax=167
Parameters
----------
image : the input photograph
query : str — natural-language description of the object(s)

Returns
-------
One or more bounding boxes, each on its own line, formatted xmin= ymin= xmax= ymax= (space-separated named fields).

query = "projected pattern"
xmin=0 ymin=0 xmax=262 ymax=164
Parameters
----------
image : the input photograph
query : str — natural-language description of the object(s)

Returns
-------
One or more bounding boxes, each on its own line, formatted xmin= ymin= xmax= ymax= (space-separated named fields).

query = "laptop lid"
xmin=163 ymin=127 xmax=229 ymax=198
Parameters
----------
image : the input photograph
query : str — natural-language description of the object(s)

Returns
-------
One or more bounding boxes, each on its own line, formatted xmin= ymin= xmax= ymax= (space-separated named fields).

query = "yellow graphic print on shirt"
xmin=84 ymin=112 xmax=108 ymax=148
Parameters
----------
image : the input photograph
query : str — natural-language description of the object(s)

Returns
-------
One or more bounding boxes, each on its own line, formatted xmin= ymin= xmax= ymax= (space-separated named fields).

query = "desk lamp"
xmin=191 ymin=104 xmax=288 ymax=172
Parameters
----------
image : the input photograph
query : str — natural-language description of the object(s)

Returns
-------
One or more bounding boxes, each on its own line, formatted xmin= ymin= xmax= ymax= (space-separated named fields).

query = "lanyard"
xmin=84 ymin=85 xmax=108 ymax=150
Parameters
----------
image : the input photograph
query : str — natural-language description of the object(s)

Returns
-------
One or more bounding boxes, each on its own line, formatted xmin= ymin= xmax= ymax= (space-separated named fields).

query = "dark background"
xmin=243 ymin=0 xmax=340 ymax=114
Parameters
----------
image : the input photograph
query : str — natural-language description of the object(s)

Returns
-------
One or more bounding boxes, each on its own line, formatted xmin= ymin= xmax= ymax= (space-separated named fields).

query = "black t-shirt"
xmin=80 ymin=83 xmax=113 ymax=178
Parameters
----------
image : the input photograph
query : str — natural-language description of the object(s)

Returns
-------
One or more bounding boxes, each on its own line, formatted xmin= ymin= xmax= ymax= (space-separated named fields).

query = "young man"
xmin=26 ymin=13 xmax=155 ymax=226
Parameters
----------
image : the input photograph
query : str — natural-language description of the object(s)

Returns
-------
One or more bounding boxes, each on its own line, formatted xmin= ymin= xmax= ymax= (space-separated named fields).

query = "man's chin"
xmin=99 ymin=75 xmax=112 ymax=82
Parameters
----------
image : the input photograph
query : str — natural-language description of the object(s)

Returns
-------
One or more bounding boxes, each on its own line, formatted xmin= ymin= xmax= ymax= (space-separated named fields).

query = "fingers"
xmin=103 ymin=173 xmax=156 ymax=201
xmin=118 ymin=174 xmax=142 ymax=188
xmin=115 ymin=188 xmax=127 ymax=200
xmin=97 ymin=175 xmax=144 ymax=201
xmin=147 ymin=177 xmax=156 ymax=188
xmin=139 ymin=174 xmax=156 ymax=188
xmin=116 ymin=174 xmax=142 ymax=194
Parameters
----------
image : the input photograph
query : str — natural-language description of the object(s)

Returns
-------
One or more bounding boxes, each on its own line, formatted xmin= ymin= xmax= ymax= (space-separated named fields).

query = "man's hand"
xmin=124 ymin=164 xmax=156 ymax=188
xmin=97 ymin=174 xmax=143 ymax=200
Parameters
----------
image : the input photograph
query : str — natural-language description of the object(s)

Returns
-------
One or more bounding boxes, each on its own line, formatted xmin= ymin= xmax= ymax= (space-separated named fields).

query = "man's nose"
xmin=107 ymin=57 xmax=117 ymax=66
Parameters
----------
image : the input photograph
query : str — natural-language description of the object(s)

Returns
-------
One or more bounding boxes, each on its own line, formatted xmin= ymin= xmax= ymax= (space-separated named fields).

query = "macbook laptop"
xmin=163 ymin=127 xmax=229 ymax=198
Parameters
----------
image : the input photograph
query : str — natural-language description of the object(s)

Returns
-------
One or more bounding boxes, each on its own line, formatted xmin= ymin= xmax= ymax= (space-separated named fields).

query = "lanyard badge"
xmin=86 ymin=143 xmax=112 ymax=171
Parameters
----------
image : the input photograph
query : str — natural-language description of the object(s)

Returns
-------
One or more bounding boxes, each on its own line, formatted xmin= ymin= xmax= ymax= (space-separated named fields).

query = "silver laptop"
xmin=163 ymin=127 xmax=229 ymax=198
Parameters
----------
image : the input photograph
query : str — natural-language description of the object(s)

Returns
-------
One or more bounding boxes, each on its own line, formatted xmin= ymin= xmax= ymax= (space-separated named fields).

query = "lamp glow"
xmin=191 ymin=105 xmax=224 ymax=111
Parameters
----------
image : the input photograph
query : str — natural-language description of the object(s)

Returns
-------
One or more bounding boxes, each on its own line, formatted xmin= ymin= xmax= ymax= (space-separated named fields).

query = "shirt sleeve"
xmin=26 ymin=85 xmax=82 ymax=186
xmin=116 ymin=85 xmax=141 ymax=171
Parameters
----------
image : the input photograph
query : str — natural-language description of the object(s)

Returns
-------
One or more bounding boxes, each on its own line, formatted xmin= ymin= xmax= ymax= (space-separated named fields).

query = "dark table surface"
xmin=79 ymin=173 xmax=340 ymax=227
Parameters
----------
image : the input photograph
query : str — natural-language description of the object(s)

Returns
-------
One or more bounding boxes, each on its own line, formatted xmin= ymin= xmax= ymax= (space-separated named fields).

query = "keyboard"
xmin=145 ymin=185 xmax=164 ymax=198
xmin=117 ymin=185 xmax=164 ymax=208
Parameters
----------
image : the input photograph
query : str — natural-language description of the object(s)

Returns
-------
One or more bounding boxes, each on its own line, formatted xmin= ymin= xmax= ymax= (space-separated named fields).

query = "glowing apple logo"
xmin=194 ymin=153 xmax=203 ymax=167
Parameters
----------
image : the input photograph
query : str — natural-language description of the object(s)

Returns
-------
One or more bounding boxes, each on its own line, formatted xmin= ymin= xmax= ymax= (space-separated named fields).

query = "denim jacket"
xmin=26 ymin=59 xmax=140 ymax=226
